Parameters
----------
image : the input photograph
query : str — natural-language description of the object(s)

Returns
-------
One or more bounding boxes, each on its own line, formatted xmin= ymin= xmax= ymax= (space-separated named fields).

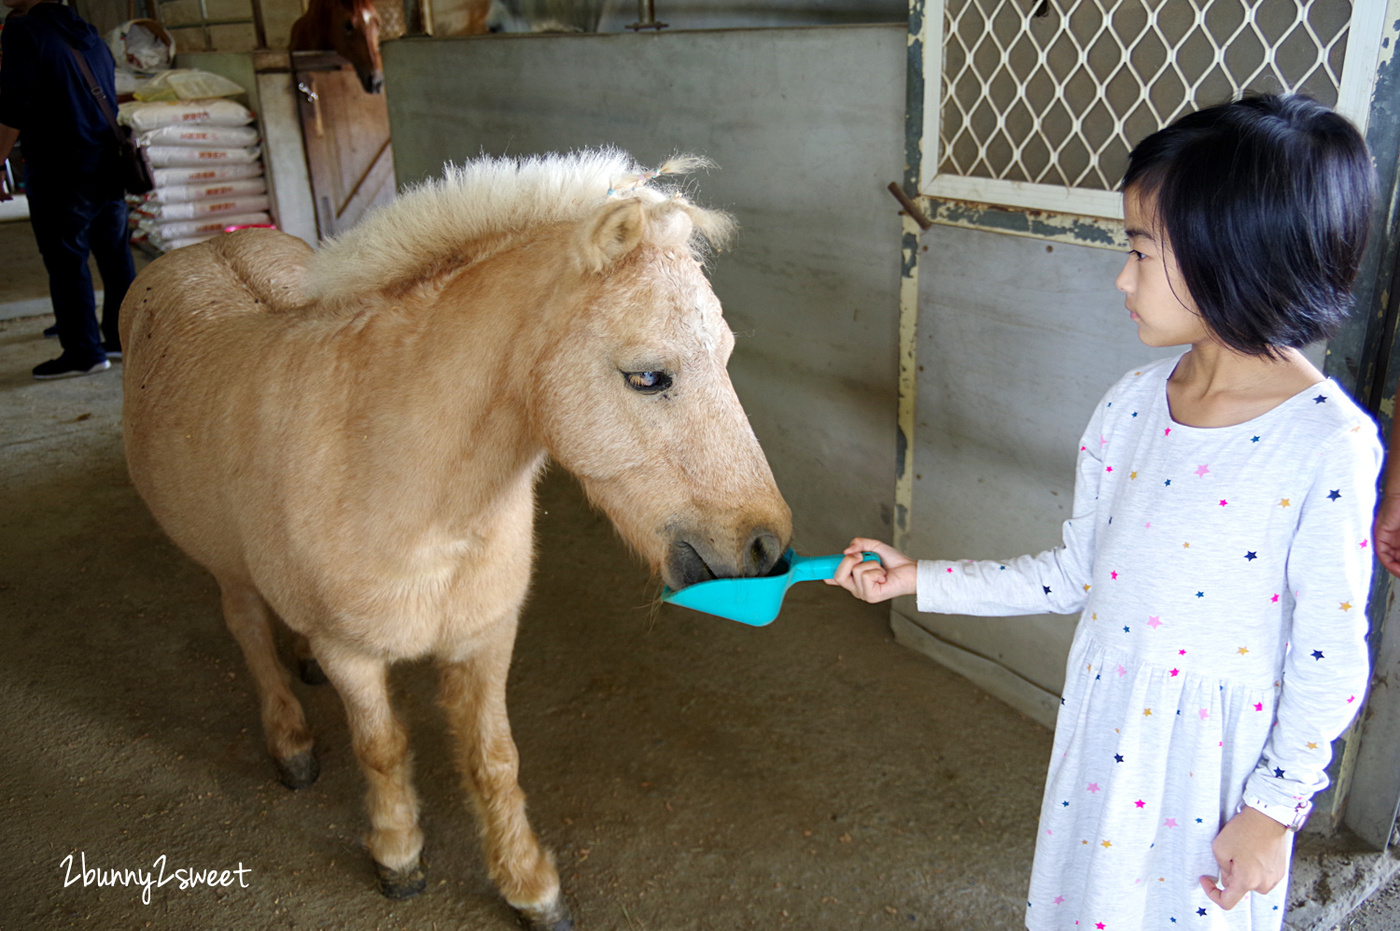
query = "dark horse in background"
xmin=290 ymin=0 xmax=384 ymax=93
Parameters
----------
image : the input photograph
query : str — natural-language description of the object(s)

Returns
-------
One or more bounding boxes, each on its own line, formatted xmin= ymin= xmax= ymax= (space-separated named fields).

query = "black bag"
xmin=66 ymin=44 xmax=155 ymax=195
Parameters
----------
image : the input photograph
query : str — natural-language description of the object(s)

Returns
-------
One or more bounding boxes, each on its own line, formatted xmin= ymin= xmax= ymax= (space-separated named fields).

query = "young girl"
xmin=831 ymin=94 xmax=1382 ymax=930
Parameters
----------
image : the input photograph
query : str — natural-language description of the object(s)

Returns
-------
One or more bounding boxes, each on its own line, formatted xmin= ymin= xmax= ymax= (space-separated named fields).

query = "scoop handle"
xmin=790 ymin=551 xmax=881 ymax=584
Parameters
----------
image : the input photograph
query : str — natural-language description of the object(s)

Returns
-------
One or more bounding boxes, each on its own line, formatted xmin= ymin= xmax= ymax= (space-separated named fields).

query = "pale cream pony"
xmin=120 ymin=150 xmax=792 ymax=930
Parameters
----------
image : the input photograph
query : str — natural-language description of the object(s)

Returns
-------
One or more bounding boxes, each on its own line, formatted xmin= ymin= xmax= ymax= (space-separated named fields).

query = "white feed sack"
xmin=144 ymin=146 xmax=262 ymax=168
xmin=141 ymin=125 xmax=260 ymax=148
xmin=119 ymin=99 xmax=255 ymax=133
xmin=152 ymin=164 xmax=266 ymax=186
xmin=148 ymin=178 xmax=268 ymax=204
xmin=138 ymin=195 xmax=272 ymax=221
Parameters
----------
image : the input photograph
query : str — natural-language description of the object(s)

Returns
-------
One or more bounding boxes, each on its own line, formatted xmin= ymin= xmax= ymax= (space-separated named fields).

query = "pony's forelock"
xmin=301 ymin=149 xmax=731 ymax=304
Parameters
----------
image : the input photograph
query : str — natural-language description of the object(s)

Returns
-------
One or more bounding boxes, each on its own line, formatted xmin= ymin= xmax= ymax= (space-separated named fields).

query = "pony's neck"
xmin=341 ymin=249 xmax=563 ymax=524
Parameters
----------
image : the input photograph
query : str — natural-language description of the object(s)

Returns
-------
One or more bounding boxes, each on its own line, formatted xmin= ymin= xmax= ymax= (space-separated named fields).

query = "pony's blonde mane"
xmin=302 ymin=148 xmax=732 ymax=305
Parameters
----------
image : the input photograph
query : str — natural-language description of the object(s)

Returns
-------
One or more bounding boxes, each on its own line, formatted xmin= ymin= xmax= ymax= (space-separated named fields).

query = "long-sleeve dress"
xmin=915 ymin=355 xmax=1381 ymax=930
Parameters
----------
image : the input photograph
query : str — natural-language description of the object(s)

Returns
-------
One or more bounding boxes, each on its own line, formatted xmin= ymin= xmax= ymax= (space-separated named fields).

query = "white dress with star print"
xmin=915 ymin=355 xmax=1381 ymax=931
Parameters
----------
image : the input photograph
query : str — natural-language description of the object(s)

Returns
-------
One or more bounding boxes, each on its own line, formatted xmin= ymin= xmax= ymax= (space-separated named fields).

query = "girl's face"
xmin=1116 ymin=188 xmax=1213 ymax=348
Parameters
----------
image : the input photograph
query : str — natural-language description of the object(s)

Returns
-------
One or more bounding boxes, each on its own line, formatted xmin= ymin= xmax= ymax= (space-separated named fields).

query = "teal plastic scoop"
xmin=660 ymin=549 xmax=879 ymax=627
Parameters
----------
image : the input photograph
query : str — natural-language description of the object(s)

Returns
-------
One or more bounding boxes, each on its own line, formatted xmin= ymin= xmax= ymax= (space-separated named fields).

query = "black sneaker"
xmin=43 ymin=324 xmax=58 ymax=338
xmin=103 ymin=342 xmax=122 ymax=360
xmin=32 ymin=355 xmax=111 ymax=380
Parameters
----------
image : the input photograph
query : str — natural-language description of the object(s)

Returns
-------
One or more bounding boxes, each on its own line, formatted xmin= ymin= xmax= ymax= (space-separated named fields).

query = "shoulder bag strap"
xmin=64 ymin=42 xmax=127 ymax=146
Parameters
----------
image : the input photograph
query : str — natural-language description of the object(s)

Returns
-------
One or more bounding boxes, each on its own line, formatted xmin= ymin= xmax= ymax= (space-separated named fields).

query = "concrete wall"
xmin=381 ymin=25 xmax=906 ymax=551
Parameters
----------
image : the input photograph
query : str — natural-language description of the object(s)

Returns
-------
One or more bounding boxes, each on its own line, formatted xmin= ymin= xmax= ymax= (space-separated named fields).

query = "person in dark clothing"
xmin=0 ymin=0 xmax=135 ymax=380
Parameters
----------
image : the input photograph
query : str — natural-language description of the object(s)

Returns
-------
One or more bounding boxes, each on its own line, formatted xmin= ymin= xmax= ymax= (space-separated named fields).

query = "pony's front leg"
xmin=315 ymin=645 xmax=426 ymax=899
xmin=439 ymin=627 xmax=571 ymax=931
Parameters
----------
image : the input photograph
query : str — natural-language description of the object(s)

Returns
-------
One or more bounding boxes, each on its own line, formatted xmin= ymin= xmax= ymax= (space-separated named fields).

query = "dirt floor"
xmin=1 ymin=287 xmax=1397 ymax=931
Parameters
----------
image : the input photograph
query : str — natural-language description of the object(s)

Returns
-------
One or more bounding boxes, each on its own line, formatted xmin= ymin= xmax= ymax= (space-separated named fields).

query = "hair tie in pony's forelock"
xmin=607 ymin=155 xmax=716 ymax=197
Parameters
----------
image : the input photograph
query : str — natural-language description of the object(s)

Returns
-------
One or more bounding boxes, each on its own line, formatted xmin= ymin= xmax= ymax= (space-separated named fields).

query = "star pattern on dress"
xmin=1013 ymin=366 xmax=1375 ymax=924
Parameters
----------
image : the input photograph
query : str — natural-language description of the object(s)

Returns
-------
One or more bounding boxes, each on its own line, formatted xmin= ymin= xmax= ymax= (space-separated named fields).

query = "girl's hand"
xmin=1199 ymin=806 xmax=1293 ymax=910
xmin=826 ymin=538 xmax=916 ymax=604
xmin=1373 ymin=492 xmax=1400 ymax=577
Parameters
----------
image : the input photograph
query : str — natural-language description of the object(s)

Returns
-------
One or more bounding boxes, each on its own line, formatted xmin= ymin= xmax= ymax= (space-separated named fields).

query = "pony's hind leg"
xmin=217 ymin=580 xmax=319 ymax=789
xmin=438 ymin=627 xmax=571 ymax=931
xmin=314 ymin=645 xmax=426 ymax=899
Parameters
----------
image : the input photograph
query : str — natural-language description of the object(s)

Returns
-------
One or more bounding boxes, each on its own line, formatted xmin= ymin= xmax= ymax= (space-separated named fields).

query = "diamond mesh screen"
xmin=936 ymin=0 xmax=1355 ymax=197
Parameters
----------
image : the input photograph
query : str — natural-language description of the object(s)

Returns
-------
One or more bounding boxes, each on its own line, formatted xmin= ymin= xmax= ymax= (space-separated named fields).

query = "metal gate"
xmin=896 ymin=0 xmax=1400 ymax=849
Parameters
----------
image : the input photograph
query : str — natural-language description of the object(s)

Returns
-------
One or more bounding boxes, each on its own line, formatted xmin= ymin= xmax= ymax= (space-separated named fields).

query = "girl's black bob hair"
xmin=1121 ymin=94 xmax=1376 ymax=357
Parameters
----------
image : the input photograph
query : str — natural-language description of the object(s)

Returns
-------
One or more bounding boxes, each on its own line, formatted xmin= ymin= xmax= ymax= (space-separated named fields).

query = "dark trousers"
xmin=27 ymin=181 xmax=135 ymax=364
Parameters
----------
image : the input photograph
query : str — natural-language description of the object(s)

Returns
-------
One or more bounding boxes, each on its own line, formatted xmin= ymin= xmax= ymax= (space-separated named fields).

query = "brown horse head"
xmin=290 ymin=0 xmax=384 ymax=94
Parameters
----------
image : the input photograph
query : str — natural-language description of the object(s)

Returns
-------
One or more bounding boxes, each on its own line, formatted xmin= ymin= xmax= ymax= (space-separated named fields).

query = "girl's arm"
xmin=830 ymin=397 xmax=1107 ymax=614
xmin=910 ymin=396 xmax=1109 ymax=617
xmin=1243 ymin=423 xmax=1381 ymax=827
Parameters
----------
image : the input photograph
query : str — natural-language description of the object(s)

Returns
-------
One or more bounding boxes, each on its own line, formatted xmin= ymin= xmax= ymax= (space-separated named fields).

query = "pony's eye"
xmin=624 ymin=371 xmax=672 ymax=394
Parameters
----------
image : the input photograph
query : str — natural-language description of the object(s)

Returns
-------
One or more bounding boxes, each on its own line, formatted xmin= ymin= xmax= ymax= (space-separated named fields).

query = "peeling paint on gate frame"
xmin=1332 ymin=0 xmax=1400 ymax=853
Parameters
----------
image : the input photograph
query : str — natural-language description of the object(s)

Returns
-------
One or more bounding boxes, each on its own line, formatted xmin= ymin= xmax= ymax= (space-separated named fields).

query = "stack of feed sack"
xmin=119 ymin=98 xmax=274 ymax=251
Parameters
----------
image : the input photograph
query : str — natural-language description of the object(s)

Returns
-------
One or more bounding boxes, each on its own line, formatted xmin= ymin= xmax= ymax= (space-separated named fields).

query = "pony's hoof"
xmin=299 ymin=657 xmax=329 ymax=686
xmin=375 ymin=860 xmax=427 ymax=900
xmin=516 ymin=897 xmax=573 ymax=931
xmin=275 ymin=750 xmax=320 ymax=790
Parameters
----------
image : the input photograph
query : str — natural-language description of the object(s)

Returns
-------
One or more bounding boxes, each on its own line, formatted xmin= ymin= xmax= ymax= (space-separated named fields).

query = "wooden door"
xmin=292 ymin=51 xmax=396 ymax=240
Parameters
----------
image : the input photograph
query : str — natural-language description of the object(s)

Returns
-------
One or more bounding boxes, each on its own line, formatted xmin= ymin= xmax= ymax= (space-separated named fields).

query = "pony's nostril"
xmin=745 ymin=530 xmax=784 ymax=577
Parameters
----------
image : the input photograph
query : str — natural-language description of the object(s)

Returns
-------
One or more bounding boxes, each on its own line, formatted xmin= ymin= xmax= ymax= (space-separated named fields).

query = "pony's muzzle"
xmin=362 ymin=71 xmax=384 ymax=94
xmin=665 ymin=526 xmax=787 ymax=589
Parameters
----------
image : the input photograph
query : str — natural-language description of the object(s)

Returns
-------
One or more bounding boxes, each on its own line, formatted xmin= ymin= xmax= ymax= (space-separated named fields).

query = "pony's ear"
xmin=580 ymin=199 xmax=648 ymax=272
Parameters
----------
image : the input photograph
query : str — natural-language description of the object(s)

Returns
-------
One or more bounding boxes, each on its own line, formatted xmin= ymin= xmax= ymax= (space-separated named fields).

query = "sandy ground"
xmin=0 ymin=292 xmax=1396 ymax=931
